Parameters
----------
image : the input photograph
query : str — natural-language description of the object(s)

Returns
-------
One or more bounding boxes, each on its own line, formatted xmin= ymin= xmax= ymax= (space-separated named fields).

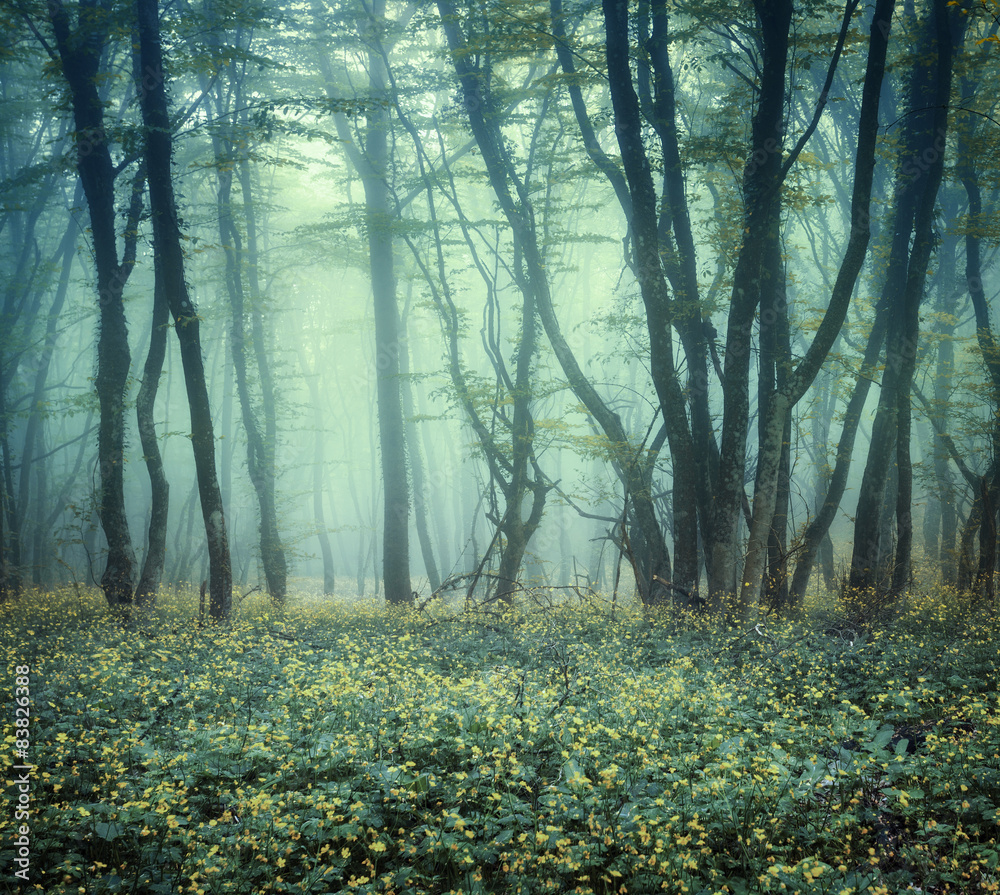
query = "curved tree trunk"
xmin=554 ymin=0 xmax=710 ymax=592
xmin=850 ymin=0 xmax=959 ymax=600
xmin=136 ymin=0 xmax=232 ymax=619
xmin=50 ymin=0 xmax=145 ymax=608
xmin=217 ymin=163 xmax=287 ymax=605
xmin=431 ymin=0 xmax=672 ymax=604
xmin=237 ymin=140 xmax=288 ymax=603
xmin=134 ymin=244 xmax=170 ymax=607
xmin=738 ymin=0 xmax=892 ymax=616
xmin=603 ymin=0 xmax=698 ymax=596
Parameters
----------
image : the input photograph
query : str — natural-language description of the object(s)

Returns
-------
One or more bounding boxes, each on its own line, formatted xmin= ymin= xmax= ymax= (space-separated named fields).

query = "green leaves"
xmin=4 ymin=587 xmax=1000 ymax=893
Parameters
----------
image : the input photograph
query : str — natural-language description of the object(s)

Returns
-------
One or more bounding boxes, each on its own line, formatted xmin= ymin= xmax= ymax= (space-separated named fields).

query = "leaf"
xmin=871 ymin=725 xmax=895 ymax=751
xmin=93 ymin=821 xmax=123 ymax=840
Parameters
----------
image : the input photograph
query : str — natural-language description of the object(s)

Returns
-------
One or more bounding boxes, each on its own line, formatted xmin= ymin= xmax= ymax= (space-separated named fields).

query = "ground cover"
xmin=1 ymin=585 xmax=999 ymax=894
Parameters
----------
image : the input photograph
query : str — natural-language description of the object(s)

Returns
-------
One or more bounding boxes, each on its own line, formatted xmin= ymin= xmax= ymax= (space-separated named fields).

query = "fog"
xmin=1 ymin=0 xmax=996 ymax=619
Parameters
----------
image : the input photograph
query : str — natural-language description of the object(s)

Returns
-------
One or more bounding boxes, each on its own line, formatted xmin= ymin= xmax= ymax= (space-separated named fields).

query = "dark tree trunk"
xmin=50 ymin=0 xmax=145 ymax=608
xmin=216 ymin=160 xmax=287 ymax=604
xmin=850 ymin=0 xmax=959 ymax=598
xmin=758 ymin=225 xmax=792 ymax=610
xmin=927 ymin=225 xmax=960 ymax=583
xmin=199 ymin=38 xmax=287 ymax=605
xmin=30 ymin=460 xmax=47 ymax=587
xmin=956 ymin=72 xmax=1000 ymax=600
xmin=976 ymin=477 xmax=997 ymax=603
xmin=707 ymin=0 xmax=792 ymax=605
xmin=603 ymin=0 xmax=698 ymax=596
xmin=136 ymin=0 xmax=232 ymax=619
xmin=134 ymin=249 xmax=170 ymax=607
xmin=555 ymin=0 xmax=709 ymax=593
xmin=430 ymin=0 xmax=670 ymax=603
xmin=0 ymin=391 xmax=10 ymax=602
xmin=790 ymin=299 xmax=889 ymax=602
xmin=740 ymin=0 xmax=889 ymax=614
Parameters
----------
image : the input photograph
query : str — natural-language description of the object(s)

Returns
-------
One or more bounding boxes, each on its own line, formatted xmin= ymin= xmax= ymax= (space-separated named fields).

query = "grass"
xmin=1 ymin=583 xmax=999 ymax=894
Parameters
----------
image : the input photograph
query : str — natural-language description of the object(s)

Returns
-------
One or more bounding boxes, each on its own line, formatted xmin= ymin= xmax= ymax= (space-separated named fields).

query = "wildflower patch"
xmin=1 ymin=586 xmax=998 ymax=894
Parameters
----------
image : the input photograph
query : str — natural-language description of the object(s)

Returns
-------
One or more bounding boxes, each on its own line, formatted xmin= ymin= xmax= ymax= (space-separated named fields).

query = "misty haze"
xmin=2 ymin=0 xmax=1000 ymax=892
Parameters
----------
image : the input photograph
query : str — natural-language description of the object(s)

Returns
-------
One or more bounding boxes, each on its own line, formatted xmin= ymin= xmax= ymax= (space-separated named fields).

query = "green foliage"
xmin=2 ymin=586 xmax=999 ymax=894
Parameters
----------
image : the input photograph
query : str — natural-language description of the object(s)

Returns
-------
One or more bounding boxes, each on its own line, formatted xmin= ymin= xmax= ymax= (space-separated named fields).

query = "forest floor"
xmin=1 ymin=583 xmax=998 ymax=895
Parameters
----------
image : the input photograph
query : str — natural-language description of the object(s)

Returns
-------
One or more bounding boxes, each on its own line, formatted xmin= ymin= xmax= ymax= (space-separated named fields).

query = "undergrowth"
xmin=1 ymin=584 xmax=999 ymax=894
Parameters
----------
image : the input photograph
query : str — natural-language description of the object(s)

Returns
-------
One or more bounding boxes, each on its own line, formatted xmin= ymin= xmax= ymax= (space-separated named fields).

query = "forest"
xmin=3 ymin=0 xmax=1000 ymax=893
xmin=0 ymin=0 xmax=998 ymax=618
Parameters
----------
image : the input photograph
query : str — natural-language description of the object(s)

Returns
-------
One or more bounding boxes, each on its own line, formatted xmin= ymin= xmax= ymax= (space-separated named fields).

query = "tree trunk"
xmin=790 ymin=299 xmax=889 ymax=602
xmin=299 ymin=346 xmax=336 ymax=595
xmin=50 ymin=0 xmax=145 ymax=607
xmin=11 ymin=204 xmax=79 ymax=594
xmin=956 ymin=70 xmax=1000 ymax=600
xmin=315 ymin=1 xmax=412 ymax=605
xmin=740 ymin=0 xmax=890 ymax=615
xmin=134 ymin=239 xmax=170 ymax=607
xmin=603 ymin=0 xmax=698 ymax=596
xmin=0 ymin=390 xmax=11 ymax=602
xmin=398 ymin=305 xmax=441 ymax=592
xmin=431 ymin=0 xmax=671 ymax=604
xmin=217 ymin=160 xmax=287 ymax=604
xmin=707 ymin=0 xmax=792 ymax=606
xmin=136 ymin=0 xmax=232 ymax=619
xmin=758 ymin=223 xmax=792 ymax=611
xmin=850 ymin=0 xmax=959 ymax=599
xmin=555 ymin=0 xmax=707 ymax=593
xmin=237 ymin=144 xmax=288 ymax=603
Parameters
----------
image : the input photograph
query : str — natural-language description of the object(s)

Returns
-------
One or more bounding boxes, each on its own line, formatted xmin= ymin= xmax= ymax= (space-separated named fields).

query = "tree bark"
xmin=739 ymin=0 xmax=889 ymax=615
xmin=603 ymin=0 xmax=698 ymax=595
xmin=50 ymin=0 xmax=145 ymax=607
xmin=707 ymin=0 xmax=793 ymax=606
xmin=134 ymin=227 xmax=170 ymax=607
xmin=850 ymin=0 xmax=958 ymax=599
xmin=136 ymin=0 xmax=232 ymax=619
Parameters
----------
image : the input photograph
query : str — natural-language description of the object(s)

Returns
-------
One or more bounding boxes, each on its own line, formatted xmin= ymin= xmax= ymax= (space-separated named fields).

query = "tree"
xmin=315 ymin=0 xmax=412 ymax=605
xmin=435 ymin=0 xmax=678 ymax=605
xmin=737 ymin=0 xmax=892 ymax=615
xmin=136 ymin=0 xmax=232 ymax=618
xmin=202 ymin=9 xmax=288 ymax=605
xmin=849 ymin=0 xmax=962 ymax=600
xmin=48 ymin=0 xmax=145 ymax=608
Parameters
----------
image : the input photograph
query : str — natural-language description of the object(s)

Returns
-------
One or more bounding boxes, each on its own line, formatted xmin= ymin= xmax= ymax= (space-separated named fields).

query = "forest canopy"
xmin=1 ymin=0 xmax=999 ymax=619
